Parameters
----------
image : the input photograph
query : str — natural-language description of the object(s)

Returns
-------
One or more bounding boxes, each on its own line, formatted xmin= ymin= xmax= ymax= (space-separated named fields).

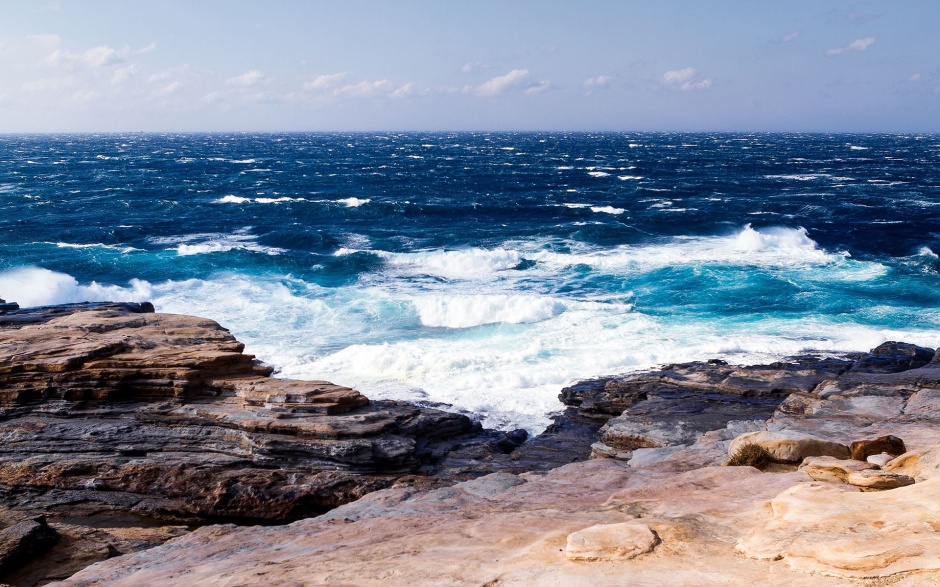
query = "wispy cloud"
xmin=302 ymin=72 xmax=349 ymax=91
xmin=584 ymin=75 xmax=612 ymax=88
xmin=461 ymin=61 xmax=490 ymax=74
xmin=524 ymin=80 xmax=550 ymax=95
xmin=44 ymin=43 xmax=155 ymax=70
xmin=780 ymin=31 xmax=800 ymax=43
xmin=661 ymin=68 xmax=712 ymax=91
xmin=908 ymin=73 xmax=922 ymax=82
xmin=47 ymin=45 xmax=126 ymax=68
xmin=225 ymin=70 xmax=271 ymax=87
xmin=826 ymin=37 xmax=876 ymax=56
xmin=477 ymin=69 xmax=530 ymax=96
xmin=111 ymin=64 xmax=137 ymax=85
xmin=300 ymin=74 xmax=416 ymax=101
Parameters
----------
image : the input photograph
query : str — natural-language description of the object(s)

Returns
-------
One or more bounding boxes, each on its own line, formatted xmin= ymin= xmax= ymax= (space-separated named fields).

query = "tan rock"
xmin=737 ymin=479 xmax=940 ymax=578
xmin=798 ymin=456 xmax=876 ymax=483
xmin=849 ymin=435 xmax=906 ymax=461
xmin=846 ymin=469 xmax=915 ymax=490
xmin=565 ymin=521 xmax=658 ymax=561
xmin=729 ymin=431 xmax=850 ymax=463
xmin=866 ymin=453 xmax=894 ymax=467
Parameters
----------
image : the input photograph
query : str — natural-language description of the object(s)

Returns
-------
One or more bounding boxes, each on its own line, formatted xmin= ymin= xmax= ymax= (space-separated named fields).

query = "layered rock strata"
xmin=0 ymin=302 xmax=530 ymax=584
xmin=55 ymin=341 xmax=940 ymax=586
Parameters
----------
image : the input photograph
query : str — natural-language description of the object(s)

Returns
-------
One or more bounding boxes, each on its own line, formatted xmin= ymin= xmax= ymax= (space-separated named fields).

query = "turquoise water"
xmin=2 ymin=132 xmax=940 ymax=431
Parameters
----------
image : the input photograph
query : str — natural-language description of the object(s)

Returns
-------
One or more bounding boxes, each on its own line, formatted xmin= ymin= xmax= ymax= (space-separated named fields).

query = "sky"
xmin=1 ymin=0 xmax=938 ymax=132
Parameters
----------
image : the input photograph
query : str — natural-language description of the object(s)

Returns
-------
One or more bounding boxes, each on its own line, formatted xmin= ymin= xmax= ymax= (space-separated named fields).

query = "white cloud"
xmin=389 ymin=82 xmax=415 ymax=99
xmin=584 ymin=75 xmax=612 ymax=88
xmin=111 ymin=64 xmax=137 ymax=85
xmin=826 ymin=36 xmax=876 ymax=56
xmin=661 ymin=68 xmax=712 ymax=91
xmin=137 ymin=42 xmax=157 ymax=54
xmin=302 ymin=72 xmax=349 ymax=91
xmin=461 ymin=61 xmax=490 ymax=73
xmin=477 ymin=69 xmax=530 ymax=96
xmin=681 ymin=78 xmax=712 ymax=91
xmin=333 ymin=79 xmax=393 ymax=98
xmin=662 ymin=68 xmax=696 ymax=84
xmin=908 ymin=73 xmax=922 ymax=82
xmin=225 ymin=70 xmax=270 ymax=87
xmin=781 ymin=31 xmax=800 ymax=42
xmin=153 ymin=81 xmax=180 ymax=97
xmin=524 ymin=80 xmax=550 ymax=95
xmin=47 ymin=45 xmax=128 ymax=68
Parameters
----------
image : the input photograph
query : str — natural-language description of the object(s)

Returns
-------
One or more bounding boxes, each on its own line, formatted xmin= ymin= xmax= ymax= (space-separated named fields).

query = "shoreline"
xmin=2 ymin=302 xmax=940 ymax=585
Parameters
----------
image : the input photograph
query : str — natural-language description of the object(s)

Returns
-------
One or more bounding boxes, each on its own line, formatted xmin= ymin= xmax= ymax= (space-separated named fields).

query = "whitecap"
xmin=151 ymin=232 xmax=285 ymax=257
xmin=590 ymin=206 xmax=626 ymax=215
xmin=413 ymin=294 xmax=566 ymax=328
xmin=217 ymin=195 xmax=251 ymax=204
xmin=53 ymin=242 xmax=138 ymax=253
xmin=587 ymin=171 xmax=611 ymax=178
xmin=336 ymin=197 xmax=371 ymax=207
xmin=0 ymin=267 xmax=152 ymax=308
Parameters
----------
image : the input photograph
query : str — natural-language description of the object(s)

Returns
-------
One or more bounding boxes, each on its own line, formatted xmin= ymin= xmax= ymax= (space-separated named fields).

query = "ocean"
xmin=2 ymin=132 xmax=939 ymax=432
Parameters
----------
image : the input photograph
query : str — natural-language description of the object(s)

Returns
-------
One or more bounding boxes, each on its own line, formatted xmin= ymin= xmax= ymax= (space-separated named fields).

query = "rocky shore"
xmin=3 ymin=302 xmax=940 ymax=585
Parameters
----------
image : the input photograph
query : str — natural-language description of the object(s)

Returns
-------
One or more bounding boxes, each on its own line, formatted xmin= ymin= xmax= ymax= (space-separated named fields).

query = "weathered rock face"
xmin=52 ymin=340 xmax=940 ymax=586
xmin=0 ymin=303 xmax=530 ymax=584
xmin=562 ymin=357 xmax=855 ymax=462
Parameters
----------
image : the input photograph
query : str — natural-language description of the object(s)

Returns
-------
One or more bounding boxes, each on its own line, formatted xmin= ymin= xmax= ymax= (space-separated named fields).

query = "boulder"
xmin=565 ymin=521 xmax=659 ymax=561
xmin=846 ymin=470 xmax=916 ymax=490
xmin=848 ymin=341 xmax=936 ymax=374
xmin=866 ymin=453 xmax=894 ymax=467
xmin=798 ymin=456 xmax=876 ymax=483
xmin=729 ymin=431 xmax=850 ymax=463
xmin=849 ymin=435 xmax=906 ymax=461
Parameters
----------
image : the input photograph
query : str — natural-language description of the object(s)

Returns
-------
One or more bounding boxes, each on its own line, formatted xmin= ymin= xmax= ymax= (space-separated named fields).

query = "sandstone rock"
xmin=565 ymin=521 xmax=658 ymax=561
xmin=850 ymin=435 xmax=907 ymax=461
xmin=0 ymin=303 xmax=538 ymax=583
xmin=866 ymin=453 xmax=894 ymax=467
xmin=729 ymin=431 xmax=850 ymax=463
xmin=798 ymin=456 xmax=876 ymax=483
xmin=737 ymin=479 xmax=940 ymax=578
xmin=846 ymin=469 xmax=916 ymax=490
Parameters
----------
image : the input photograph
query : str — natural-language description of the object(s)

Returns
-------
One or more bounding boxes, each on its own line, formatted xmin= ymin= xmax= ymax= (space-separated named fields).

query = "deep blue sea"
xmin=2 ymin=132 xmax=940 ymax=431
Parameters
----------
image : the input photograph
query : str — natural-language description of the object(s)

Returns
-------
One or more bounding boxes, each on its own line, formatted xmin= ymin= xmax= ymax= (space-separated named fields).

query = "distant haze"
xmin=1 ymin=0 xmax=938 ymax=132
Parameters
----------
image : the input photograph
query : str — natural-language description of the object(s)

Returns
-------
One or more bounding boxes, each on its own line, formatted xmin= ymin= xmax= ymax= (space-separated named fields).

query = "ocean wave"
xmin=52 ymin=242 xmax=139 ymax=253
xmin=5 ymin=265 xmax=939 ymax=434
xmin=0 ymin=267 xmax=152 ymax=308
xmin=216 ymin=195 xmax=305 ymax=204
xmin=338 ymin=247 xmax=525 ymax=279
xmin=335 ymin=197 xmax=371 ymax=207
xmin=532 ymin=225 xmax=847 ymax=272
xmin=151 ymin=232 xmax=285 ymax=256
xmin=590 ymin=206 xmax=626 ymax=215
xmin=413 ymin=294 xmax=566 ymax=328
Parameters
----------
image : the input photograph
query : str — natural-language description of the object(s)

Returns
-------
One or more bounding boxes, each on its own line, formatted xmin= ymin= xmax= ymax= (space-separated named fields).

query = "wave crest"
xmin=414 ymin=294 xmax=566 ymax=328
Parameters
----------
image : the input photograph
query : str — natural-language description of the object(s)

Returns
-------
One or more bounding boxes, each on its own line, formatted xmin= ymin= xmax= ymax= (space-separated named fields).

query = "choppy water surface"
xmin=2 ymin=132 xmax=939 ymax=431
